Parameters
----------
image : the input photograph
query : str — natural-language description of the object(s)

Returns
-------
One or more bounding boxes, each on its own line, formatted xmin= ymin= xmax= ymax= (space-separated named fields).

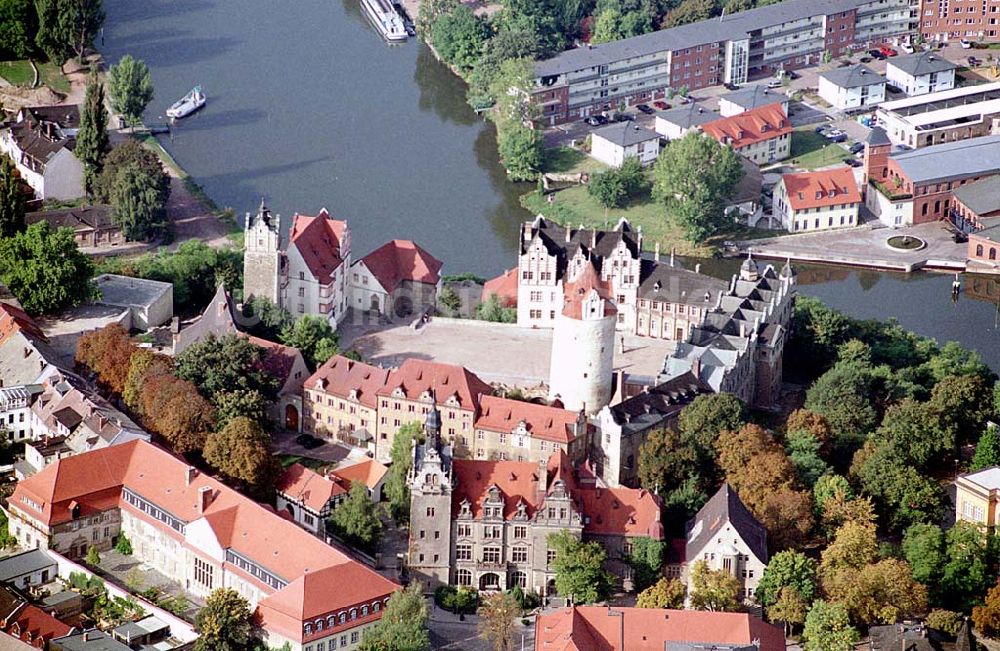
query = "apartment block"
xmin=919 ymin=0 xmax=1000 ymax=42
xmin=876 ymin=82 xmax=1000 ymax=149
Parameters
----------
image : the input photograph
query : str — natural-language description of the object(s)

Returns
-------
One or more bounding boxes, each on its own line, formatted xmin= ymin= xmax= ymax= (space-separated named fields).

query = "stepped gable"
xmin=289 ymin=209 xmax=348 ymax=284
xmin=521 ymin=217 xmax=640 ymax=280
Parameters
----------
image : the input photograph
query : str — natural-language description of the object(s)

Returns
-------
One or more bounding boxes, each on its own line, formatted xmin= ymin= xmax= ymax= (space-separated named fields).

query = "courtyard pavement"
xmin=343 ymin=318 xmax=675 ymax=388
xmin=739 ymin=220 xmax=967 ymax=272
xmin=96 ymin=549 xmax=202 ymax=621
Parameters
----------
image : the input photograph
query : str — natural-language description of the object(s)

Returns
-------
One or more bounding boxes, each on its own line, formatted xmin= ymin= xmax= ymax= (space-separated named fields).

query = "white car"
xmin=900 ymin=42 xmax=915 ymax=53
xmin=767 ymin=79 xmax=783 ymax=89
xmin=961 ymin=39 xmax=973 ymax=49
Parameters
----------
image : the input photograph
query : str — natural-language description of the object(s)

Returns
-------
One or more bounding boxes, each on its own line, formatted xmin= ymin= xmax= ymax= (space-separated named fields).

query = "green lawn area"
xmin=543 ymin=146 xmax=610 ymax=175
xmin=0 ymin=60 xmax=71 ymax=94
xmin=277 ymin=455 xmax=329 ymax=471
xmin=786 ymin=129 xmax=849 ymax=170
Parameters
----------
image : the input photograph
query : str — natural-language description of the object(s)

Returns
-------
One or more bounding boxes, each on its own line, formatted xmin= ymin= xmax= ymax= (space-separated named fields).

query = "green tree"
xmin=94 ymin=140 xmax=170 ymax=206
xmin=0 ymin=0 xmax=35 ymax=59
xmin=587 ymin=157 xmax=647 ymax=208
xmin=636 ymin=577 xmax=686 ymax=608
xmin=194 ymin=588 xmax=255 ymax=651
xmin=86 ymin=546 xmax=100 ymax=566
xmin=280 ymin=315 xmax=340 ymax=369
xmin=627 ymin=536 xmax=666 ymax=592
xmin=902 ymin=522 xmax=945 ymax=587
xmin=110 ymin=162 xmax=167 ymax=241
xmin=213 ymin=389 xmax=270 ymax=429
xmin=590 ymin=3 xmax=652 ymax=43
xmin=359 ymin=583 xmax=430 ymax=651
xmin=804 ymin=362 xmax=878 ymax=457
xmin=497 ymin=123 xmax=542 ymax=182
xmin=330 ymin=481 xmax=383 ymax=552
xmin=203 ymin=416 xmax=278 ymax=497
xmin=384 ymin=421 xmax=422 ymax=523
xmin=438 ymin=285 xmax=462 ymax=314
xmin=0 ymin=156 xmax=26 ymax=238
xmin=972 ymin=424 xmax=1000 ymax=471
xmin=802 ymin=601 xmax=858 ymax=651
xmin=688 ymin=559 xmax=740 ymax=611
xmin=243 ymin=296 xmax=294 ymax=341
xmin=176 ymin=334 xmax=280 ymax=402
xmin=76 ymin=71 xmax=109 ymax=193
xmin=925 ymin=609 xmax=963 ymax=637
xmin=769 ymin=587 xmax=808 ymax=636
xmin=755 ymin=549 xmax=818 ymax=609
xmin=475 ymin=293 xmax=516 ymax=322
xmin=108 ymin=54 xmax=155 ymax=128
xmin=636 ymin=428 xmax=698 ymax=497
xmin=431 ymin=5 xmax=489 ymax=71
xmin=850 ymin=440 xmax=945 ymax=531
xmin=0 ymin=221 xmax=95 ymax=315
xmin=940 ymin=520 xmax=997 ymax=613
xmin=34 ymin=0 xmax=104 ymax=63
xmin=651 ymin=132 xmax=743 ymax=243
xmin=548 ymin=530 xmax=614 ymax=604
xmin=974 ymin=579 xmax=1000 ymax=640
xmin=114 ymin=533 xmax=133 ymax=555
xmin=786 ymin=430 xmax=830 ymax=488
xmin=478 ymin=591 xmax=519 ymax=651
xmin=677 ymin=392 xmax=747 ymax=470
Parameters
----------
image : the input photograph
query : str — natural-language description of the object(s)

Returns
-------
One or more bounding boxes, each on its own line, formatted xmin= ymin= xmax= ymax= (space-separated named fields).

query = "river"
xmin=101 ymin=0 xmax=1000 ymax=369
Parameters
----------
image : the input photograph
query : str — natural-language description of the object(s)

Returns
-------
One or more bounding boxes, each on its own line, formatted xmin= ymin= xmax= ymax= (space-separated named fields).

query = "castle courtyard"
xmin=341 ymin=318 xmax=676 ymax=389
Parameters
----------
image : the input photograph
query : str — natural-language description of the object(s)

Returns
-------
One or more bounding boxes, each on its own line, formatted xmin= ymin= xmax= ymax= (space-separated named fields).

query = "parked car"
xmin=295 ymin=433 xmax=323 ymax=449
xmin=859 ymin=56 xmax=873 ymax=63
xmin=849 ymin=142 xmax=865 ymax=154
xmin=585 ymin=115 xmax=608 ymax=126
xmin=961 ymin=39 xmax=973 ymax=49
xmin=953 ymin=231 xmax=969 ymax=243
xmin=767 ymin=79 xmax=783 ymax=89
xmin=826 ymin=129 xmax=847 ymax=143
xmin=636 ymin=104 xmax=654 ymax=115
xmin=654 ymin=101 xmax=670 ymax=110
xmin=901 ymin=42 xmax=915 ymax=54
xmin=879 ymin=45 xmax=898 ymax=57
xmin=787 ymin=70 xmax=800 ymax=80
xmin=677 ymin=96 xmax=692 ymax=104
xmin=724 ymin=82 xmax=740 ymax=91
xmin=815 ymin=125 xmax=828 ymax=134
xmin=844 ymin=158 xmax=863 ymax=167
xmin=867 ymin=49 xmax=886 ymax=60
xmin=615 ymin=113 xmax=634 ymax=122
xmin=968 ymin=56 xmax=981 ymax=67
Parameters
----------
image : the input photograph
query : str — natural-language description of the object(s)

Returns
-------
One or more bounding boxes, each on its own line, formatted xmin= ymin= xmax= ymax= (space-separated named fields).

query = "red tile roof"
xmin=702 ymin=105 xmax=791 ymax=150
xmin=245 ymin=335 xmax=306 ymax=393
xmin=329 ymin=459 xmax=389 ymax=491
xmin=305 ymin=355 xmax=390 ymax=409
xmin=482 ymin=268 xmax=518 ymax=307
xmin=5 ymin=604 xmax=72 ymax=645
xmin=561 ymin=263 xmax=615 ymax=319
xmin=452 ymin=459 xmax=542 ymax=520
xmin=534 ymin=607 xmax=785 ymax=651
xmin=358 ymin=240 xmax=443 ymax=293
xmin=377 ymin=359 xmax=491 ymax=412
xmin=475 ymin=396 xmax=582 ymax=444
xmin=781 ymin=167 xmax=862 ymax=211
xmin=277 ymin=463 xmax=347 ymax=512
xmin=289 ymin=209 xmax=348 ymax=284
xmin=9 ymin=440 xmax=398 ymax=640
xmin=577 ymin=486 xmax=662 ymax=538
xmin=0 ymin=304 xmax=47 ymax=343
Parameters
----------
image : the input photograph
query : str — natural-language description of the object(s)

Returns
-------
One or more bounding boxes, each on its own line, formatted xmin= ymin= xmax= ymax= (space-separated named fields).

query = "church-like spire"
xmin=425 ymin=389 xmax=442 ymax=448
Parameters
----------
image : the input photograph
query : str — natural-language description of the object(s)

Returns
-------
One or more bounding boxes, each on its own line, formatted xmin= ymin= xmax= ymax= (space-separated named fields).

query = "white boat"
xmin=360 ymin=0 xmax=408 ymax=42
xmin=166 ymin=86 xmax=206 ymax=120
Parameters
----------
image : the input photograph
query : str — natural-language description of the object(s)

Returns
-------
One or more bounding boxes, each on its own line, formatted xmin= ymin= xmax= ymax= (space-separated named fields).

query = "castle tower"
xmin=548 ymin=262 xmax=616 ymax=414
xmin=242 ymin=199 xmax=281 ymax=306
xmin=407 ymin=397 xmax=453 ymax=589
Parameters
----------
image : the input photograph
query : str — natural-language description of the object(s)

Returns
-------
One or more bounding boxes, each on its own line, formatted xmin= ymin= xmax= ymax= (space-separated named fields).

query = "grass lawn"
xmin=543 ymin=146 xmax=609 ymax=175
xmin=0 ymin=60 xmax=70 ymax=94
xmin=787 ymin=130 xmax=849 ymax=170
xmin=277 ymin=454 xmax=329 ymax=471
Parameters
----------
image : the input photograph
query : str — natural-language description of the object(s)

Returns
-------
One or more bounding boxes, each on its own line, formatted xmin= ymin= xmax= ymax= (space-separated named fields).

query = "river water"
xmin=101 ymin=0 xmax=1000 ymax=369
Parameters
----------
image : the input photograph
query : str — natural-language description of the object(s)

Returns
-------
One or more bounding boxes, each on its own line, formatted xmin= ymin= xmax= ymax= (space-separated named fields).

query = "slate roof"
xmin=18 ymin=105 xmax=80 ymax=130
xmin=720 ymin=85 xmax=787 ymax=112
xmin=606 ymin=371 xmax=711 ymax=435
xmin=685 ymin=483 xmax=768 ymax=564
xmin=656 ymin=104 xmax=719 ymax=130
xmin=51 ymin=630 xmax=133 ymax=651
xmin=819 ymin=64 xmax=886 ymax=89
xmin=592 ymin=121 xmax=659 ymax=148
xmin=521 ymin=217 xmax=641 ymax=266
xmin=887 ymin=51 xmax=957 ymax=77
xmin=972 ymin=219 xmax=1000 ymax=244
xmin=0 ymin=549 xmax=56 ymax=583
xmin=865 ymin=126 xmax=892 ymax=146
xmin=893 ymin=135 xmax=1000 ymax=184
xmin=534 ymin=0 xmax=877 ymax=77
xmin=637 ymin=260 xmax=727 ymax=303
xmin=869 ymin=623 xmax=944 ymax=651
xmin=5 ymin=120 xmax=76 ymax=174
xmin=25 ymin=205 xmax=116 ymax=234
xmin=953 ymin=176 xmax=1000 ymax=217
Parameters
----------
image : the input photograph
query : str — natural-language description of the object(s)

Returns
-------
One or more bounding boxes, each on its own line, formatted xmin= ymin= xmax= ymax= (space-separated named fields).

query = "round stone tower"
xmin=548 ymin=261 xmax=616 ymax=414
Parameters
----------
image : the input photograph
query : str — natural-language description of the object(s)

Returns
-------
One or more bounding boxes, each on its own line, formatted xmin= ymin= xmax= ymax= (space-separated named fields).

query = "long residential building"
xmin=532 ymin=0 xmax=914 ymax=124
xmin=919 ymin=0 xmax=1000 ymax=43
xmin=875 ymin=82 xmax=1000 ymax=149
xmin=8 ymin=440 xmax=398 ymax=651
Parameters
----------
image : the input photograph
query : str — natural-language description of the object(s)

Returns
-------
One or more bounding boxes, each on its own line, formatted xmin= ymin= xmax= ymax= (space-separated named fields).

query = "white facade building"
xmin=772 ymin=167 xmax=862 ymax=232
xmin=0 ymin=106 xmax=84 ymax=201
xmin=0 ymin=386 xmax=38 ymax=443
xmin=589 ymin=122 xmax=661 ymax=168
xmin=875 ymin=82 xmax=1000 ymax=149
xmin=818 ymin=64 xmax=886 ymax=110
xmin=885 ymin=52 xmax=956 ymax=96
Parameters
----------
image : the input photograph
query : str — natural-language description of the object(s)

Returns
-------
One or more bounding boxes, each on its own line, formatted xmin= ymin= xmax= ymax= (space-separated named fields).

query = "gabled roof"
xmin=475 ymin=396 xmax=582 ymax=444
xmin=685 ymin=483 xmax=768 ymax=564
xmin=356 ymin=240 xmax=443 ymax=293
xmin=329 ymin=459 xmax=389 ymax=491
xmin=720 ymin=85 xmax=787 ymax=112
xmin=482 ymin=268 xmax=518 ymax=307
xmin=865 ymin=126 xmax=892 ymax=146
xmin=306 ymin=355 xmax=390 ymax=408
xmin=592 ymin=122 xmax=659 ymax=148
xmin=780 ymin=167 xmax=861 ymax=211
xmin=887 ymin=51 xmax=957 ymax=77
xmin=0 ymin=549 xmax=56 ymax=583
xmin=606 ymin=371 xmax=711 ymax=435
xmin=5 ymin=604 xmax=72 ymax=645
xmin=25 ymin=205 xmax=115 ymax=234
xmin=533 ymin=606 xmax=785 ymax=651
xmin=288 ymin=209 xmax=348 ymax=284
xmin=655 ymin=104 xmax=719 ymax=129
xmin=5 ymin=120 xmax=76 ymax=174
xmin=377 ymin=358 xmax=491 ymax=412
xmin=0 ymin=304 xmax=47 ymax=343
xmin=637 ymin=260 xmax=727 ymax=303
xmin=702 ymin=105 xmax=791 ymax=150
xmin=892 ymin=134 xmax=1000 ymax=184
xmin=953 ymin=175 xmax=1000 ymax=217
xmin=577 ymin=486 xmax=662 ymax=537
xmin=451 ymin=459 xmax=542 ymax=520
xmin=277 ymin=463 xmax=347 ymax=512
xmin=561 ymin=263 xmax=616 ymax=319
xmin=820 ymin=63 xmax=886 ymax=89
xmin=173 ymin=284 xmax=239 ymax=355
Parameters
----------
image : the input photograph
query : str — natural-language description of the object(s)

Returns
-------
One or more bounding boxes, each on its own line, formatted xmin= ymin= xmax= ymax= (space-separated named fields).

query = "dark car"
xmin=844 ymin=158 xmax=863 ymax=167
xmin=968 ymin=56 xmax=981 ymax=66
xmin=585 ymin=115 xmax=608 ymax=126
xmin=724 ymin=82 xmax=740 ymax=91
xmin=787 ymin=70 xmax=800 ymax=80
xmin=868 ymin=49 xmax=887 ymax=60
xmin=952 ymin=231 xmax=969 ymax=243
xmin=859 ymin=56 xmax=873 ymax=63
xmin=815 ymin=125 xmax=828 ymax=134
xmin=636 ymin=104 xmax=655 ymax=115
xmin=849 ymin=142 xmax=865 ymax=155
xmin=653 ymin=101 xmax=670 ymax=110
xmin=615 ymin=113 xmax=634 ymax=122
xmin=295 ymin=433 xmax=323 ymax=449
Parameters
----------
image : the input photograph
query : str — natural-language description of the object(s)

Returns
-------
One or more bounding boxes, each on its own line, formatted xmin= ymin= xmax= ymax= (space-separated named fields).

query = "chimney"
xmin=654 ymin=242 xmax=660 ymax=262
xmin=695 ymin=263 xmax=701 ymax=274
xmin=670 ymin=246 xmax=676 ymax=267
xmin=565 ymin=224 xmax=571 ymax=242
xmin=692 ymin=357 xmax=701 ymax=377
xmin=186 ymin=466 xmax=198 ymax=486
xmin=198 ymin=486 xmax=212 ymax=513
xmin=591 ymin=230 xmax=597 ymax=248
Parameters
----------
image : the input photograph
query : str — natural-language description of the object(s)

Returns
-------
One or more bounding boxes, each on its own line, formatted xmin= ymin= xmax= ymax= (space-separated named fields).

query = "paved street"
xmin=428 ymin=606 xmax=535 ymax=651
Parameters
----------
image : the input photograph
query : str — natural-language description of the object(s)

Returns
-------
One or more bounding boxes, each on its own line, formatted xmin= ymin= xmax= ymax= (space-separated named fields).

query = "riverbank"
xmin=735 ymin=221 xmax=969 ymax=273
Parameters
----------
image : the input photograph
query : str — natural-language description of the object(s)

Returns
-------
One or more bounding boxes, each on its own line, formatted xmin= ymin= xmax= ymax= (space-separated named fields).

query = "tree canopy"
xmin=176 ymin=334 xmax=279 ymax=404
xmin=0 ymin=0 xmax=35 ymax=59
xmin=384 ymin=421 xmax=423 ymax=523
xmin=0 ymin=221 xmax=95 ymax=315
xmin=34 ymin=0 xmax=104 ymax=63
xmin=802 ymin=601 xmax=858 ymax=651
xmin=0 ymin=156 xmax=26 ymax=239
xmin=548 ymin=530 xmax=614 ymax=604
xmin=203 ymin=417 xmax=278 ymax=497
xmin=755 ymin=549 xmax=818 ymax=609
xmin=359 ymin=583 xmax=430 ymax=651
xmin=194 ymin=588 xmax=255 ymax=651
xmin=330 ymin=481 xmax=383 ymax=553
xmin=688 ymin=559 xmax=741 ymax=611
xmin=76 ymin=72 xmax=109 ymax=192
xmin=280 ymin=315 xmax=340 ymax=369
xmin=636 ymin=577 xmax=686 ymax=609
xmin=108 ymin=55 xmax=155 ymax=128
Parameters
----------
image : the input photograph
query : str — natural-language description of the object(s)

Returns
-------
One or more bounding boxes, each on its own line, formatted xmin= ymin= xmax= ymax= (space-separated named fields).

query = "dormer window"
xmin=828 ymin=189 xmax=836 ymax=198
xmin=305 ymin=623 xmax=313 ymax=635
xmin=815 ymin=191 xmax=823 ymax=200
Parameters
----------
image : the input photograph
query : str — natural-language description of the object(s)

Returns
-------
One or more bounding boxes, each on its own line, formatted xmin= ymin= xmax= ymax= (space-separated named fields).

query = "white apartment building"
xmin=773 ymin=168 xmax=862 ymax=232
xmin=885 ymin=51 xmax=956 ymax=96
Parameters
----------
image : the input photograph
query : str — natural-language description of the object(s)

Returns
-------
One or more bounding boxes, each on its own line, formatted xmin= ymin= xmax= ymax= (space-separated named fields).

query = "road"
xmin=428 ymin=607 xmax=535 ymax=651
